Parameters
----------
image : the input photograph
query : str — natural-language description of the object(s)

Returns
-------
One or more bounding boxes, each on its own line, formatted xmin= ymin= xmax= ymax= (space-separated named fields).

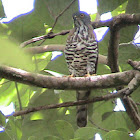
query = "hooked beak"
xmin=73 ymin=15 xmax=80 ymax=21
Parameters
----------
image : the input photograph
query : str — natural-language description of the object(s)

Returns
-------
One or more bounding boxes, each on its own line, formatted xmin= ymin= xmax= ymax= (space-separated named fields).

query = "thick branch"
xmin=20 ymin=14 xmax=140 ymax=47
xmin=108 ymin=29 xmax=120 ymax=72
xmin=93 ymin=14 xmax=140 ymax=29
xmin=0 ymin=65 xmax=139 ymax=90
xmin=128 ymin=59 xmax=140 ymax=71
xmin=123 ymin=96 xmax=140 ymax=129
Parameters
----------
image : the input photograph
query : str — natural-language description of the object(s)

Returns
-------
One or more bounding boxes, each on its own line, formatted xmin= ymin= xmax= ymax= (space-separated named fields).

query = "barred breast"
xmin=64 ymin=25 xmax=98 ymax=77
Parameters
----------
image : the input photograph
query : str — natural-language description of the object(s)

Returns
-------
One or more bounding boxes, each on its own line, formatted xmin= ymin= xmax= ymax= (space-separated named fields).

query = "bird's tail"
xmin=76 ymin=90 xmax=91 ymax=127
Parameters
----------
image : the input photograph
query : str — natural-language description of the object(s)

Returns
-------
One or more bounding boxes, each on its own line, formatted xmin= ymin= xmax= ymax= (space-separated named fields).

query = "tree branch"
xmin=11 ymin=88 xmax=129 ymax=117
xmin=123 ymin=96 xmax=140 ymax=129
xmin=108 ymin=29 xmax=120 ymax=72
xmin=107 ymin=15 xmax=140 ymax=129
xmin=20 ymin=30 xmax=70 ymax=48
xmin=20 ymin=14 xmax=140 ymax=48
xmin=128 ymin=59 xmax=140 ymax=71
xmin=3 ymin=62 xmax=138 ymax=128
xmin=50 ymin=0 xmax=76 ymax=32
xmin=0 ymin=65 xmax=138 ymax=90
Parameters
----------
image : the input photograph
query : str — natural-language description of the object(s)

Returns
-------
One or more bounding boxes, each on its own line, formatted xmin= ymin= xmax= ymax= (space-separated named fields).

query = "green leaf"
xmin=21 ymin=120 xmax=52 ymax=140
xmin=0 ymin=1 xmax=5 ymax=18
xmin=74 ymin=127 xmax=100 ymax=140
xmin=0 ymin=111 xmax=6 ymax=126
xmin=98 ymin=0 xmax=127 ymax=14
xmin=0 ymin=132 xmax=11 ymax=140
xmin=0 ymin=81 xmax=16 ymax=106
xmin=47 ymin=54 xmax=69 ymax=75
xmin=0 ymin=37 xmax=33 ymax=71
xmin=90 ymin=13 xmax=97 ymax=22
xmin=43 ymin=135 xmax=61 ymax=140
xmin=134 ymin=129 xmax=140 ymax=140
xmin=32 ymin=52 xmax=52 ymax=71
xmin=71 ymin=138 xmax=84 ymax=140
xmin=30 ymin=112 xmax=44 ymax=121
xmin=126 ymin=0 xmax=140 ymax=14
xmin=112 ymin=1 xmax=128 ymax=16
xmin=28 ymin=136 xmax=38 ymax=140
xmin=0 ymin=81 xmax=32 ymax=108
xmin=59 ymin=90 xmax=76 ymax=102
xmin=103 ymin=130 xmax=135 ymax=140
xmin=90 ymin=100 xmax=135 ymax=132
xmin=7 ymin=117 xmax=22 ymax=140
xmin=55 ymin=120 xmax=74 ymax=140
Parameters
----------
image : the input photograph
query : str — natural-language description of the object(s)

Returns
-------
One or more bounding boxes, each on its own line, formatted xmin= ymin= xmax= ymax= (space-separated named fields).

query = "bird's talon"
xmin=91 ymin=74 xmax=97 ymax=76
xmin=84 ymin=73 xmax=97 ymax=77
xmin=68 ymin=74 xmax=74 ymax=77
xmin=84 ymin=74 xmax=91 ymax=77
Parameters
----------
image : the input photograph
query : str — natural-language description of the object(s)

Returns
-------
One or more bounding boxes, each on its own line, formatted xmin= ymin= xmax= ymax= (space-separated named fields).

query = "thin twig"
xmin=50 ymin=0 xmax=76 ymax=32
xmin=45 ymin=1 xmax=55 ymax=18
xmin=122 ymin=96 xmax=140 ymax=129
xmin=119 ymin=41 xmax=133 ymax=47
xmin=119 ymin=34 xmax=140 ymax=47
xmin=37 ymin=0 xmax=76 ymax=46
xmin=15 ymin=82 xmax=23 ymax=111
xmin=11 ymin=88 xmax=128 ymax=117
xmin=20 ymin=14 xmax=140 ymax=48
xmin=20 ymin=30 xmax=70 ymax=48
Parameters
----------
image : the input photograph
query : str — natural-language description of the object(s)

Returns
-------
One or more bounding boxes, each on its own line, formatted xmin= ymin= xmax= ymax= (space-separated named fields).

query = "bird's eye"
xmin=80 ymin=14 xmax=85 ymax=17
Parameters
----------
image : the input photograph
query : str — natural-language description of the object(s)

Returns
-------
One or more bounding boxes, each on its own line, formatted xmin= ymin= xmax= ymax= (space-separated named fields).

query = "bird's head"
xmin=72 ymin=11 xmax=91 ymax=27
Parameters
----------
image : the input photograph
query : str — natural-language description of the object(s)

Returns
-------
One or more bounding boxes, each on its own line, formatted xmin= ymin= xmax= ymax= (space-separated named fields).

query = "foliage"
xmin=0 ymin=0 xmax=140 ymax=140
xmin=0 ymin=0 xmax=5 ymax=18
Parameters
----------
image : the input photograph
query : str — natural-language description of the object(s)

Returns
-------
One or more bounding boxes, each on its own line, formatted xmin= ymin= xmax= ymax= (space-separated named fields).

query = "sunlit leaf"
xmin=112 ymin=1 xmax=128 ymax=16
xmin=32 ymin=52 xmax=52 ymax=71
xmin=134 ymin=129 xmax=140 ymax=140
xmin=0 ymin=37 xmax=33 ymax=71
xmin=30 ymin=112 xmax=44 ymax=120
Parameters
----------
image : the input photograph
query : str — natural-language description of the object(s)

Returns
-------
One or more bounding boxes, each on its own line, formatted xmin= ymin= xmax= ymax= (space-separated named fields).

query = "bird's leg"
xmin=84 ymin=72 xmax=97 ymax=77
xmin=84 ymin=71 xmax=91 ymax=77
xmin=68 ymin=73 xmax=74 ymax=77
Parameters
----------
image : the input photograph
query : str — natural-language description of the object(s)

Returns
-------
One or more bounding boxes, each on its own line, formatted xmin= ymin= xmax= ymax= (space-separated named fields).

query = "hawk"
xmin=64 ymin=11 xmax=98 ymax=127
